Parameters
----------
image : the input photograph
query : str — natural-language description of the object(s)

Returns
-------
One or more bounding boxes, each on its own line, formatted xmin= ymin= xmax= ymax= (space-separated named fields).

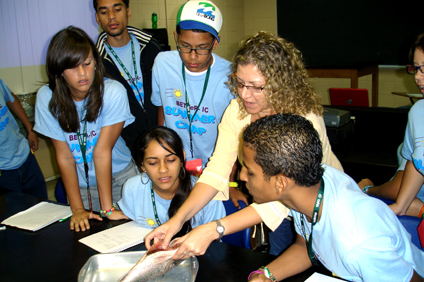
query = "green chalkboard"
xmin=277 ymin=0 xmax=424 ymax=68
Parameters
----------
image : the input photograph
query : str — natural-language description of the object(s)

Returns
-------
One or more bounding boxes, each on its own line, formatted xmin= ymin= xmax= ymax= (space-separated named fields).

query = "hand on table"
xmin=108 ymin=210 xmax=129 ymax=221
xmin=70 ymin=208 xmax=102 ymax=232
xmin=229 ymin=186 xmax=249 ymax=209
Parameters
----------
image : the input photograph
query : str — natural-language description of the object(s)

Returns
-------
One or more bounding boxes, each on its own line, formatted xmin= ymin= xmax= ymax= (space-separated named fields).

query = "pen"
xmin=59 ymin=215 xmax=72 ymax=223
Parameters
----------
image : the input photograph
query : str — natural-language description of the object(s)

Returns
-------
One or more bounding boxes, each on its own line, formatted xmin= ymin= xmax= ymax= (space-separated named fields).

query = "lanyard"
xmin=76 ymin=118 xmax=93 ymax=213
xmin=181 ymin=59 xmax=211 ymax=158
xmin=150 ymin=182 xmax=162 ymax=226
xmin=105 ymin=38 xmax=145 ymax=111
xmin=300 ymin=178 xmax=324 ymax=266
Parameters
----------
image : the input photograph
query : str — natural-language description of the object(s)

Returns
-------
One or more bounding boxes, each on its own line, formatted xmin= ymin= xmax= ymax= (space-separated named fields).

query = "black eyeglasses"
xmin=235 ymin=80 xmax=265 ymax=94
xmin=176 ymin=36 xmax=215 ymax=55
xmin=406 ymin=65 xmax=424 ymax=75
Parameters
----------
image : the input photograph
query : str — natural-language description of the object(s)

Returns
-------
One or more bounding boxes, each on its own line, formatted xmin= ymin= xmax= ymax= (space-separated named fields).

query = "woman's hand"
xmin=70 ymin=208 xmax=102 ymax=232
xmin=108 ymin=210 xmax=129 ymax=221
xmin=144 ymin=216 xmax=184 ymax=250
xmin=171 ymin=221 xmax=218 ymax=260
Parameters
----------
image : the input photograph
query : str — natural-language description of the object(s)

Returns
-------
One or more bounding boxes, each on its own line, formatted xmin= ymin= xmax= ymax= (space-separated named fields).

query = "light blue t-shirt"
xmin=118 ymin=173 xmax=226 ymax=229
xmin=151 ymin=51 xmax=233 ymax=168
xmin=396 ymin=142 xmax=424 ymax=202
xmin=401 ymin=100 xmax=424 ymax=201
xmin=291 ymin=165 xmax=424 ymax=282
xmin=34 ymin=78 xmax=134 ymax=187
xmin=0 ymin=79 xmax=30 ymax=169
xmin=106 ymin=34 xmax=145 ymax=107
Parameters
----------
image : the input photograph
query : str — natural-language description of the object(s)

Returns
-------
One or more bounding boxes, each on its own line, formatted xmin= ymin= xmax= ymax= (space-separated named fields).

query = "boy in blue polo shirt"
xmin=151 ymin=0 xmax=246 ymax=206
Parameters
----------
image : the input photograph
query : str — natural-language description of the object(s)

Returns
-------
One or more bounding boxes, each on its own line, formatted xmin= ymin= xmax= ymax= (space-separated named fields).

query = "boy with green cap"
xmin=151 ymin=0 xmax=246 ymax=206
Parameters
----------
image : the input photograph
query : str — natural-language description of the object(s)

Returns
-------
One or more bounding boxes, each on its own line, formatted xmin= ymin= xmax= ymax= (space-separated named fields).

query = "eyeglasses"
xmin=176 ymin=37 xmax=215 ymax=55
xmin=406 ymin=65 xmax=424 ymax=75
xmin=236 ymin=80 xmax=265 ymax=94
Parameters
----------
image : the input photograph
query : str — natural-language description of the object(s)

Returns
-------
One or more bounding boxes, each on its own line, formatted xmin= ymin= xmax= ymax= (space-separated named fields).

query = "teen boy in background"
xmin=151 ymin=0 xmax=247 ymax=207
xmin=94 ymin=0 xmax=161 ymax=152
xmin=0 ymin=79 xmax=47 ymax=198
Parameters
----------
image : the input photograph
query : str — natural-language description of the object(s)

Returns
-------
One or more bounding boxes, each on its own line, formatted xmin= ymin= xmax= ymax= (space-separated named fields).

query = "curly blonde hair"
xmin=227 ymin=31 xmax=323 ymax=119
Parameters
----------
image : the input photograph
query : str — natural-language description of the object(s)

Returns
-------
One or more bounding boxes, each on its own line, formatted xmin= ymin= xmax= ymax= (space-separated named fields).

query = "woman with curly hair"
xmin=145 ymin=31 xmax=342 ymax=257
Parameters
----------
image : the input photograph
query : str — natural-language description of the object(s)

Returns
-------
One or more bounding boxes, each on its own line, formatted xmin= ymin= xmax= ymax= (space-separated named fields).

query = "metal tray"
xmin=78 ymin=251 xmax=198 ymax=282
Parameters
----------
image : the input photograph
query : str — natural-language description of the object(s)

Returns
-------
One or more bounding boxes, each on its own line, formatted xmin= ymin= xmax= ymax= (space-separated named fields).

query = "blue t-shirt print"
xmin=0 ymin=103 xmax=10 ymax=131
xmin=163 ymin=88 xmax=216 ymax=136
xmin=68 ymin=130 xmax=99 ymax=164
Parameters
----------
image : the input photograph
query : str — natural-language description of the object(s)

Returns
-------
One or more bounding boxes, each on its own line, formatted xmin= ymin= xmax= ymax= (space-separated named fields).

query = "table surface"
xmin=0 ymin=188 xmax=332 ymax=282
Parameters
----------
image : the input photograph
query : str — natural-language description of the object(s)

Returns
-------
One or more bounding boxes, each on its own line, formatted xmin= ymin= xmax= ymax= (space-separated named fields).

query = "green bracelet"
xmin=260 ymin=266 xmax=277 ymax=282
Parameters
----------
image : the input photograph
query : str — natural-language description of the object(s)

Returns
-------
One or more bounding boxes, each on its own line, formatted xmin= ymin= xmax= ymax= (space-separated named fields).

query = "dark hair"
xmin=93 ymin=0 xmax=129 ymax=11
xmin=243 ymin=114 xmax=324 ymax=187
xmin=46 ymin=26 xmax=105 ymax=132
xmin=409 ymin=33 xmax=424 ymax=63
xmin=228 ymin=31 xmax=323 ymax=120
xmin=135 ymin=126 xmax=193 ymax=236
xmin=176 ymin=25 xmax=212 ymax=37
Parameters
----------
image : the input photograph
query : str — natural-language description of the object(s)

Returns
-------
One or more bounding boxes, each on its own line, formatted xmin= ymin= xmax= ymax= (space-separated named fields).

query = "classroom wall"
xmin=0 ymin=0 xmax=417 ymax=180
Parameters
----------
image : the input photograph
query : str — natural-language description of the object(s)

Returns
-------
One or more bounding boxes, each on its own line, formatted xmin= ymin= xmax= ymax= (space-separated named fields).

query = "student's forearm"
xmin=393 ymin=161 xmax=424 ymax=216
xmin=229 ymin=161 xmax=239 ymax=182
xmin=265 ymin=234 xmax=312 ymax=281
xmin=93 ymin=149 xmax=113 ymax=210
xmin=220 ymin=206 xmax=262 ymax=234
xmin=56 ymin=155 xmax=84 ymax=211
xmin=173 ymin=182 xmax=218 ymax=223
xmin=51 ymin=139 xmax=84 ymax=211
xmin=157 ymin=106 xmax=164 ymax=126
xmin=93 ymin=122 xmax=124 ymax=211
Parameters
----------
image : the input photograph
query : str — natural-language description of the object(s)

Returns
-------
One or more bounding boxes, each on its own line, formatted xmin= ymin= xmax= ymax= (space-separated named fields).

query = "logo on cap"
xmin=196 ymin=2 xmax=216 ymax=22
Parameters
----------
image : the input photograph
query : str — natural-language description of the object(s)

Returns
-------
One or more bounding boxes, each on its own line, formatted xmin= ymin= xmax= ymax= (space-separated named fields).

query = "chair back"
xmin=330 ymin=88 xmax=369 ymax=107
xmin=221 ymin=200 xmax=251 ymax=249
xmin=370 ymin=195 xmax=422 ymax=249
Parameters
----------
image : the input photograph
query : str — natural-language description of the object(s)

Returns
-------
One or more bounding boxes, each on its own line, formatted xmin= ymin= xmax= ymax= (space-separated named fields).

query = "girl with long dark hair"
xmin=34 ymin=26 xmax=138 ymax=232
xmin=116 ymin=126 xmax=225 ymax=236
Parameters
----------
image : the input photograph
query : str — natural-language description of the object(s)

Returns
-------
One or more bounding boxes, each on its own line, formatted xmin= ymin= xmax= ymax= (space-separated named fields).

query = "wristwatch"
xmin=214 ymin=220 xmax=225 ymax=240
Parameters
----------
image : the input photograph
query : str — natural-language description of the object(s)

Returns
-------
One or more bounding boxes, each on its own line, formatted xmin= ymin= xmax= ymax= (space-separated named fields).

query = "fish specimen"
xmin=120 ymin=238 xmax=183 ymax=282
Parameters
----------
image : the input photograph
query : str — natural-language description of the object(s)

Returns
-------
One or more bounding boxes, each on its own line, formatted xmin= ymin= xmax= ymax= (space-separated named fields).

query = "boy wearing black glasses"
xmin=151 ymin=0 xmax=246 ymax=205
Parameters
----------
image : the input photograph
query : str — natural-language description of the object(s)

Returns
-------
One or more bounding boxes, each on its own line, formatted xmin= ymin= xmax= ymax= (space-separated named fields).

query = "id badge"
xmin=418 ymin=218 xmax=424 ymax=248
xmin=185 ymin=157 xmax=203 ymax=177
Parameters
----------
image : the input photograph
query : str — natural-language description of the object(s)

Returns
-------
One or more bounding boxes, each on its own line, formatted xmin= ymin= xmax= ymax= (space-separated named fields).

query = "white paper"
xmin=1 ymin=202 xmax=72 ymax=231
xmin=305 ymin=272 xmax=342 ymax=282
xmin=79 ymin=221 xmax=152 ymax=253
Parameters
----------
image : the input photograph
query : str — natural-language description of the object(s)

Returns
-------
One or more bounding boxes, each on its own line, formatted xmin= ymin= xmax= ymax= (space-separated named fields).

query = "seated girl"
xmin=116 ymin=127 xmax=225 ymax=235
xmin=359 ymin=33 xmax=424 ymax=218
